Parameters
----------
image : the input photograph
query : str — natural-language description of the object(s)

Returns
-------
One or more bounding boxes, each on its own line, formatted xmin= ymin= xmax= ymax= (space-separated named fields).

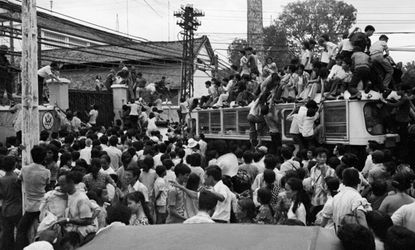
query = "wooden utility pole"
xmin=247 ymin=0 xmax=264 ymax=63
xmin=21 ymin=0 xmax=39 ymax=166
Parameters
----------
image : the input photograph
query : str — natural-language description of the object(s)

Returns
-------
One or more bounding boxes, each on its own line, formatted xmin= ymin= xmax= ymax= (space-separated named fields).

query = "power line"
xmin=138 ymin=0 xmax=163 ymax=18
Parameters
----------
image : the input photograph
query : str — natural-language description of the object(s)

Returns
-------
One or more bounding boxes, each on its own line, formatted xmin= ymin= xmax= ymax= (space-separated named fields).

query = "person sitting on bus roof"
xmin=325 ymin=57 xmax=353 ymax=100
xmin=295 ymin=65 xmax=310 ymax=100
xmin=297 ymin=62 xmax=323 ymax=103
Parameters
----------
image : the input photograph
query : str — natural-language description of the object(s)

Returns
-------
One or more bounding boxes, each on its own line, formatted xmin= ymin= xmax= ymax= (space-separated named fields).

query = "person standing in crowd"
xmin=37 ymin=62 xmax=61 ymax=104
xmin=135 ymin=72 xmax=147 ymax=99
xmin=318 ymin=34 xmax=338 ymax=69
xmin=327 ymin=168 xmax=370 ymax=230
xmin=301 ymin=41 xmax=313 ymax=74
xmin=16 ymin=145 xmax=51 ymax=250
xmin=204 ymin=165 xmax=232 ymax=223
xmin=184 ymin=191 xmax=219 ymax=224
xmin=125 ymin=191 xmax=153 ymax=225
xmin=166 ymin=163 xmax=191 ymax=224
xmin=0 ymin=156 xmax=22 ymax=250
xmin=87 ymin=104 xmax=99 ymax=128
xmin=104 ymin=136 xmax=122 ymax=171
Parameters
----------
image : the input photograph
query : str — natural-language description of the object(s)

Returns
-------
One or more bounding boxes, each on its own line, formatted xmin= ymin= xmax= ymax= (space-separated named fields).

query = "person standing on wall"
xmin=37 ymin=61 xmax=61 ymax=105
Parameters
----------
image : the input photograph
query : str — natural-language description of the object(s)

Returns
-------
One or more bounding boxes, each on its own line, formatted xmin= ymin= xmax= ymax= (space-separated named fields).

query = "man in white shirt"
xmin=124 ymin=166 xmax=149 ymax=202
xmin=204 ymin=165 xmax=232 ymax=223
xmin=197 ymin=134 xmax=208 ymax=157
xmin=104 ymin=136 xmax=122 ymax=171
xmin=38 ymin=62 xmax=61 ymax=104
xmin=79 ymin=139 xmax=92 ymax=165
xmin=391 ymin=202 xmax=415 ymax=232
xmin=184 ymin=191 xmax=218 ymax=224
xmin=326 ymin=168 xmax=370 ymax=230
xmin=88 ymin=105 xmax=99 ymax=127
xmin=370 ymin=35 xmax=393 ymax=89
xmin=215 ymin=140 xmax=239 ymax=177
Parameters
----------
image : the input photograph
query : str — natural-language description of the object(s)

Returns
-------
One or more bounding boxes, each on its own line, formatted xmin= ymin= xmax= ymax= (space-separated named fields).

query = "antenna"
xmin=116 ymin=13 xmax=119 ymax=32
xmin=50 ymin=0 xmax=53 ymax=12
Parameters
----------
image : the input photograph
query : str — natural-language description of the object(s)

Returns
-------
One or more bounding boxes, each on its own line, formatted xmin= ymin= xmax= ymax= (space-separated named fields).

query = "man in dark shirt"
xmin=0 ymin=45 xmax=14 ymax=105
xmin=245 ymin=47 xmax=259 ymax=76
xmin=0 ymin=156 xmax=22 ymax=250
xmin=349 ymin=25 xmax=375 ymax=54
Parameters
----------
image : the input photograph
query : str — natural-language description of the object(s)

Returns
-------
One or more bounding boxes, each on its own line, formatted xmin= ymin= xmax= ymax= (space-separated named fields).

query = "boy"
xmin=308 ymin=147 xmax=336 ymax=223
xmin=154 ymin=165 xmax=168 ymax=224
xmin=16 ymin=145 xmax=51 ymax=250
xmin=166 ymin=163 xmax=191 ymax=224
xmin=370 ymin=35 xmax=393 ymax=90
xmin=0 ymin=156 xmax=22 ymax=250
xmin=318 ymin=34 xmax=338 ymax=69
xmin=349 ymin=47 xmax=370 ymax=99
xmin=326 ymin=58 xmax=352 ymax=99
xmin=183 ymin=191 xmax=218 ymax=224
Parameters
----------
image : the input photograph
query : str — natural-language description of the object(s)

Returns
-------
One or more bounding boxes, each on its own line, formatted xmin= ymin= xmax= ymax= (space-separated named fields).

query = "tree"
xmin=263 ymin=24 xmax=292 ymax=70
xmin=227 ymin=38 xmax=248 ymax=67
xmin=278 ymin=0 xmax=356 ymax=46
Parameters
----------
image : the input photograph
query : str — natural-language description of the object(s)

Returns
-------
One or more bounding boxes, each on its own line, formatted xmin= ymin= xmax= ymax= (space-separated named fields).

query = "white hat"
xmin=257 ymin=145 xmax=268 ymax=153
xmin=187 ymin=138 xmax=198 ymax=148
xmin=150 ymin=136 xmax=160 ymax=143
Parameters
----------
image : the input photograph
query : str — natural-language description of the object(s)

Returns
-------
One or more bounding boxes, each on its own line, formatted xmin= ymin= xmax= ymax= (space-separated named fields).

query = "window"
xmin=364 ymin=102 xmax=385 ymax=135
xmin=282 ymin=109 xmax=293 ymax=138
xmin=323 ymin=103 xmax=347 ymax=139
xmin=199 ymin=111 xmax=209 ymax=134
xmin=223 ymin=110 xmax=237 ymax=135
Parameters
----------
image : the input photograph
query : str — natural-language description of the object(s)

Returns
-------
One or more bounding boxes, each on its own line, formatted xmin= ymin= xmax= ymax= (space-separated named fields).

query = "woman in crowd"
xmin=285 ymin=177 xmax=310 ymax=225
xmin=125 ymin=191 xmax=153 ymax=226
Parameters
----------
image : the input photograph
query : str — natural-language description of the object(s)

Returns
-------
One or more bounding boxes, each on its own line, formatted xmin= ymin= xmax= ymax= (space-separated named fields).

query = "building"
xmin=41 ymin=35 xmax=216 ymax=103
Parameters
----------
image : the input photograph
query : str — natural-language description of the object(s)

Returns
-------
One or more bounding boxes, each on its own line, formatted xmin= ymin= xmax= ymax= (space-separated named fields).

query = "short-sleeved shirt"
xmin=83 ymin=172 xmax=113 ymax=191
xmin=21 ymin=163 xmax=51 ymax=212
xmin=66 ymin=190 xmax=97 ymax=237
xmin=37 ymin=65 xmax=53 ymax=78
xmin=104 ymin=146 xmax=122 ymax=171
xmin=88 ymin=109 xmax=98 ymax=125
xmin=212 ymin=180 xmax=232 ymax=222
xmin=128 ymin=180 xmax=149 ymax=202
xmin=0 ymin=173 xmax=22 ymax=217
xmin=154 ymin=177 xmax=168 ymax=207
xmin=217 ymin=153 xmax=239 ymax=177
xmin=166 ymin=186 xmax=187 ymax=224
xmin=310 ymin=164 xmax=335 ymax=206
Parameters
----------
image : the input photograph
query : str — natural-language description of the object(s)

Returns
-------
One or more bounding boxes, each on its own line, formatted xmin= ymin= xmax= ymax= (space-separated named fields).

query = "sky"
xmin=28 ymin=0 xmax=415 ymax=64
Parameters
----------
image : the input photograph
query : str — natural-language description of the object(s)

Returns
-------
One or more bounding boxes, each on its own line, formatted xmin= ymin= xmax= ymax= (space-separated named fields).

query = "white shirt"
xmin=328 ymin=186 xmax=369 ymax=228
xmin=153 ymin=153 xmax=163 ymax=167
xmin=216 ymin=153 xmax=239 ymax=177
xmin=391 ymin=202 xmax=415 ymax=232
xmin=212 ymin=180 xmax=232 ymax=222
xmin=128 ymin=103 xmax=140 ymax=116
xmin=301 ymin=49 xmax=312 ymax=70
xmin=24 ymin=241 xmax=54 ymax=250
xmin=301 ymin=112 xmax=319 ymax=137
xmin=184 ymin=211 xmax=215 ymax=224
xmin=79 ymin=146 xmax=92 ymax=165
xmin=37 ymin=65 xmax=53 ymax=78
xmin=328 ymin=65 xmax=346 ymax=80
xmin=296 ymin=106 xmax=308 ymax=135
xmin=280 ymin=159 xmax=301 ymax=174
xmin=338 ymin=38 xmax=354 ymax=52
xmin=100 ymin=167 xmax=115 ymax=175
xmin=104 ymin=146 xmax=122 ymax=171
xmin=321 ymin=42 xmax=337 ymax=63
xmin=198 ymin=140 xmax=207 ymax=157
xmin=128 ymin=180 xmax=149 ymax=202
xmin=287 ymin=202 xmax=307 ymax=225
xmin=370 ymin=40 xmax=389 ymax=55
xmin=88 ymin=109 xmax=98 ymax=125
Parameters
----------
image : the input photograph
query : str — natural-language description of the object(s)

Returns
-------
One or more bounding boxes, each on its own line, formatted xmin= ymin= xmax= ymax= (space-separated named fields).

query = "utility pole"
xmin=174 ymin=5 xmax=204 ymax=100
xmin=247 ymin=0 xmax=264 ymax=63
xmin=21 ymin=0 xmax=39 ymax=166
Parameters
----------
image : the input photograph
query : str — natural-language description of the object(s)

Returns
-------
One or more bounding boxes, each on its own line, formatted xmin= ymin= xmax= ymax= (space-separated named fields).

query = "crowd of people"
xmin=0 ymin=114 xmax=415 ymax=249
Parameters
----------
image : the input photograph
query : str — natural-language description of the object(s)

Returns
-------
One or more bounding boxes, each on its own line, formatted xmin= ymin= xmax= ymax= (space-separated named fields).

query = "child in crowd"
xmin=255 ymin=187 xmax=275 ymax=224
xmin=154 ymin=165 xmax=168 ymax=224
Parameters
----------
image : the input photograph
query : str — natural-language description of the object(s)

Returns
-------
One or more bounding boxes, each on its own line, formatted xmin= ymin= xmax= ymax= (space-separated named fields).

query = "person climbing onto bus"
xmin=370 ymin=35 xmax=393 ymax=92
xmin=349 ymin=46 xmax=371 ymax=100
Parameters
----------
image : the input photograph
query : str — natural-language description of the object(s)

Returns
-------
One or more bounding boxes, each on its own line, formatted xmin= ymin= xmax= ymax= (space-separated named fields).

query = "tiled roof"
xmin=41 ymin=36 xmax=213 ymax=65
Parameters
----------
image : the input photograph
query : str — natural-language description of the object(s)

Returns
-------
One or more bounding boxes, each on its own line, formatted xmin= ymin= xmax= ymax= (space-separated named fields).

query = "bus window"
xmin=199 ymin=111 xmax=210 ymax=134
xmin=223 ymin=110 xmax=237 ymax=135
xmin=323 ymin=104 xmax=347 ymax=139
xmin=210 ymin=110 xmax=221 ymax=134
xmin=237 ymin=109 xmax=250 ymax=135
xmin=364 ymin=102 xmax=385 ymax=135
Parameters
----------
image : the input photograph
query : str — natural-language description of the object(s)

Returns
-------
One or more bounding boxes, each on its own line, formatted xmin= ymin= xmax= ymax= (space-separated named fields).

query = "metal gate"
xmin=68 ymin=90 xmax=114 ymax=127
